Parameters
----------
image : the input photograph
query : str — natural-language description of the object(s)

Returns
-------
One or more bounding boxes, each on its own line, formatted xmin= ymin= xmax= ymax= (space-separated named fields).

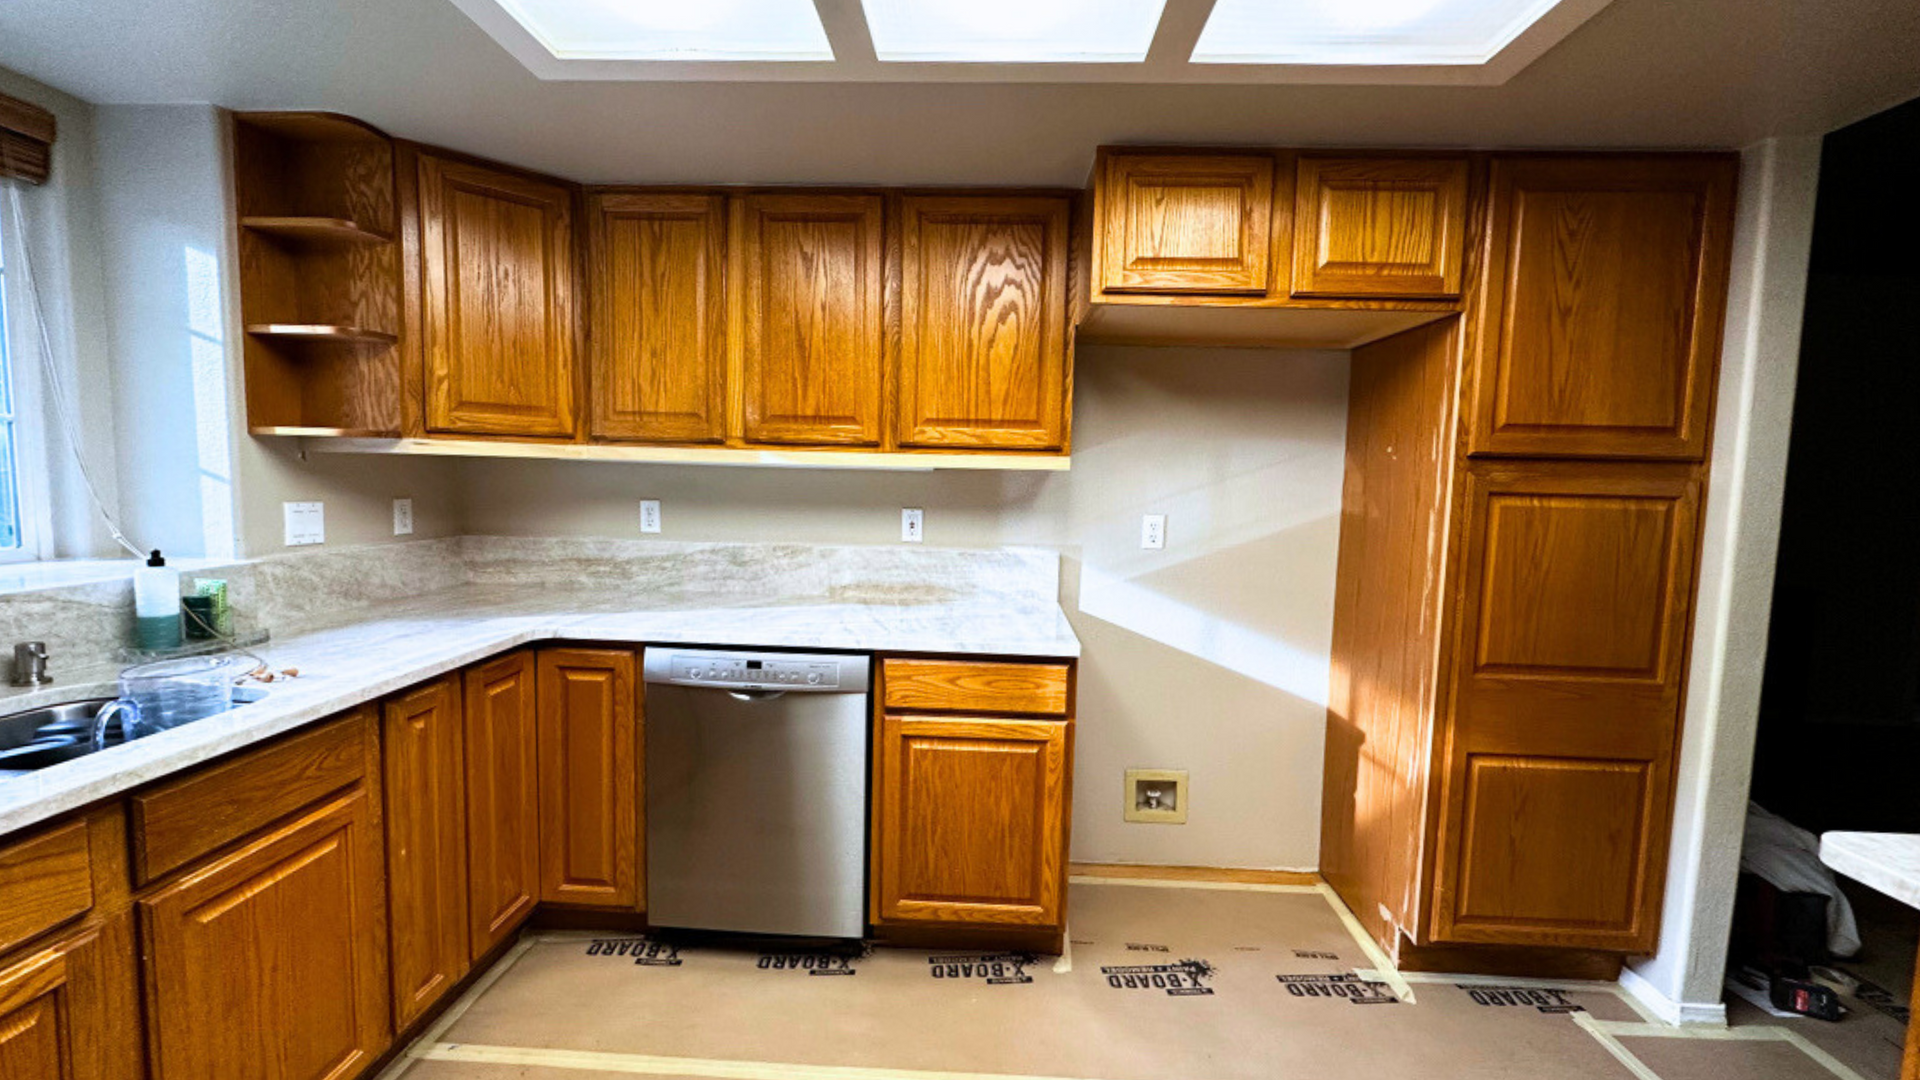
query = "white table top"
xmin=1820 ymin=831 xmax=1920 ymax=911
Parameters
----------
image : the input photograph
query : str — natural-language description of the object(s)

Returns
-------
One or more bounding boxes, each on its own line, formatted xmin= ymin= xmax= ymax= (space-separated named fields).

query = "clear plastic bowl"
xmin=118 ymin=655 xmax=249 ymax=733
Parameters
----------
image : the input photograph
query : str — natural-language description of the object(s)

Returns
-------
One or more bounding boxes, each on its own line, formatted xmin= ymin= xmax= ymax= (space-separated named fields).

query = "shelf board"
xmin=300 ymin=436 xmax=1071 ymax=473
xmin=245 ymin=324 xmax=398 ymax=345
xmin=241 ymin=216 xmax=392 ymax=245
xmin=1077 ymin=303 xmax=1452 ymax=350
xmin=251 ymin=426 xmax=399 ymax=439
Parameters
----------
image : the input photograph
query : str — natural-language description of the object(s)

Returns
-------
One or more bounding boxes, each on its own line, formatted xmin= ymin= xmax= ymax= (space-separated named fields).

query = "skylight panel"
xmin=1191 ymin=0 xmax=1569 ymax=65
xmin=860 ymin=0 xmax=1169 ymax=63
xmin=491 ymin=0 xmax=835 ymax=61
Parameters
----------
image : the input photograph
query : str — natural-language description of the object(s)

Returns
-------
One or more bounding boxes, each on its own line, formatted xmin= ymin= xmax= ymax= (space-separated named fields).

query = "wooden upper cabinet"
xmin=536 ymin=648 xmax=638 ymax=908
xmin=1097 ymin=151 xmax=1274 ymax=295
xmin=139 ymin=791 xmax=389 ymax=1080
xmin=419 ymin=153 xmax=578 ymax=438
xmin=739 ymin=193 xmax=885 ymax=446
xmin=1431 ymin=460 xmax=1703 ymax=951
xmin=1292 ymin=156 xmax=1469 ymax=299
xmin=463 ymin=651 xmax=541 ymax=960
xmin=1469 ymin=155 xmax=1736 ymax=460
xmin=588 ymin=193 xmax=727 ymax=443
xmin=382 ymin=676 xmax=468 ymax=1029
xmin=897 ymin=195 xmax=1070 ymax=451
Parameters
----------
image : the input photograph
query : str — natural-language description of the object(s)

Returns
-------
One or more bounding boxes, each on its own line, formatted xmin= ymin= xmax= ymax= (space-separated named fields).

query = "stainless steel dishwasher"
xmin=643 ymin=647 xmax=870 ymax=939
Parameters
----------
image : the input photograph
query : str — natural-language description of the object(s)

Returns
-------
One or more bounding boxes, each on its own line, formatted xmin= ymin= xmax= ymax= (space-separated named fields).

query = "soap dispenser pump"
xmin=133 ymin=549 xmax=183 ymax=651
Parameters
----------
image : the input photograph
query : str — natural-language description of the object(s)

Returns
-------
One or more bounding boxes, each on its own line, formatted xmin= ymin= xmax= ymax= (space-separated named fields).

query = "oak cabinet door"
xmin=1431 ymin=460 xmax=1702 ymax=951
xmin=419 ymin=153 xmax=578 ymax=438
xmin=1097 ymin=152 xmax=1274 ymax=295
xmin=464 ymin=651 xmax=540 ymax=960
xmin=536 ymin=648 xmax=639 ymax=908
xmin=1292 ymin=156 xmax=1469 ymax=299
xmin=1469 ymin=155 xmax=1736 ymax=460
xmin=588 ymin=193 xmax=727 ymax=443
xmin=140 ymin=792 xmax=389 ymax=1080
xmin=0 ymin=920 xmax=140 ymax=1080
xmin=382 ymin=675 xmax=468 ymax=1029
xmin=897 ymin=196 xmax=1070 ymax=451
xmin=876 ymin=715 xmax=1069 ymax=927
xmin=739 ymin=194 xmax=885 ymax=446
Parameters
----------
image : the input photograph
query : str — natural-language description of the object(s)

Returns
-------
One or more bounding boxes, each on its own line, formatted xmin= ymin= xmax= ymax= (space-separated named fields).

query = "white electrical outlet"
xmin=901 ymin=508 xmax=924 ymax=543
xmin=1141 ymin=513 xmax=1167 ymax=550
xmin=283 ymin=501 xmax=325 ymax=547
xmin=392 ymin=498 xmax=414 ymax=536
xmin=640 ymin=499 xmax=662 ymax=534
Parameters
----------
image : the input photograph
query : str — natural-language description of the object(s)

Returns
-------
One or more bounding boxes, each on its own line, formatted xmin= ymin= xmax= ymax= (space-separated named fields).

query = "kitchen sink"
xmin=0 ymin=687 xmax=267 ymax=777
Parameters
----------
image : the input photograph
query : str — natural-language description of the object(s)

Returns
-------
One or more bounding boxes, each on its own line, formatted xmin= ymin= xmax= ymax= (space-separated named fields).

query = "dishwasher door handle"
xmin=726 ymin=689 xmax=789 ymax=702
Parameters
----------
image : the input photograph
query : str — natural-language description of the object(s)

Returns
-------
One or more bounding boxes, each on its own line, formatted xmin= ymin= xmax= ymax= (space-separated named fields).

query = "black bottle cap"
xmin=147 ymin=549 xmax=165 ymax=567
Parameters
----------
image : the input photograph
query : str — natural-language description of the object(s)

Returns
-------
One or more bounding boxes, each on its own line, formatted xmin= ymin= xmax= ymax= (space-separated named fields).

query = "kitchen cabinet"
xmin=1096 ymin=151 xmax=1275 ymax=295
xmin=1468 ymin=155 xmax=1735 ymax=460
xmin=0 ymin=919 xmax=140 ymax=1080
xmin=139 ymin=790 xmax=389 ymax=1080
xmin=382 ymin=675 xmax=469 ymax=1028
xmin=463 ymin=650 xmax=541 ymax=958
xmin=588 ymin=192 xmax=728 ymax=443
xmin=739 ymin=193 xmax=886 ymax=446
xmin=1291 ymin=156 xmax=1469 ymax=299
xmin=419 ymin=152 xmax=579 ymax=438
xmin=536 ymin=648 xmax=639 ymax=908
xmin=896 ymin=195 xmax=1071 ymax=451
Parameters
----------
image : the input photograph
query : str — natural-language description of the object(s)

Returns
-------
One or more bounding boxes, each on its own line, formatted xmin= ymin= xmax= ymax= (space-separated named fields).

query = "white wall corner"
xmin=1618 ymin=964 xmax=1730 ymax=1027
xmin=1624 ymin=134 xmax=1825 ymax=1014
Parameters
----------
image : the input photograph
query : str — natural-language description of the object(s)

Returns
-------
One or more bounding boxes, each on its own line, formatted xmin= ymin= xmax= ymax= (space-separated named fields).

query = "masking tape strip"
xmin=1581 ymin=1018 xmax=1873 ymax=1080
xmin=413 ymin=935 xmax=540 ymax=1051
xmin=421 ymin=1043 xmax=1100 ymax=1080
xmin=1573 ymin=1014 xmax=1667 ymax=1080
xmin=1314 ymin=884 xmax=1415 ymax=1005
xmin=1068 ymin=875 xmax=1324 ymax=894
xmin=1052 ymin=927 xmax=1072 ymax=974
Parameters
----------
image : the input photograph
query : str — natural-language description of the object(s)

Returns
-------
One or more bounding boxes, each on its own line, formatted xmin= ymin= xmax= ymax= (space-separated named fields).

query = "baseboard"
xmin=1618 ymin=964 xmax=1729 ymax=1027
xmin=1069 ymin=862 xmax=1322 ymax=886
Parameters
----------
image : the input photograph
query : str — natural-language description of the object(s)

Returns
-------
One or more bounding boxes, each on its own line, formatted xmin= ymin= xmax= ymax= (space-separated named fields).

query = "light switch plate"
xmin=284 ymin=502 xmax=325 ymax=547
xmin=901 ymin=508 xmax=924 ymax=543
xmin=392 ymin=498 xmax=414 ymax=536
xmin=640 ymin=499 xmax=662 ymax=534
xmin=1124 ymin=768 xmax=1188 ymax=824
xmin=1141 ymin=514 xmax=1167 ymax=550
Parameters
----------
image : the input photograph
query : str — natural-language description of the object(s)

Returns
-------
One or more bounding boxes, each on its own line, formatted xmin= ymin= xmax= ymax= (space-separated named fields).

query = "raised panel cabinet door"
xmin=897 ymin=196 xmax=1070 ymax=450
xmin=139 ymin=791 xmax=389 ymax=1080
xmin=588 ymin=192 xmax=727 ymax=443
xmin=419 ymin=153 xmax=578 ymax=438
xmin=1097 ymin=152 xmax=1274 ymax=295
xmin=876 ymin=715 xmax=1069 ymax=927
xmin=0 ymin=921 xmax=140 ymax=1080
xmin=1431 ymin=459 xmax=1704 ymax=951
xmin=1292 ymin=156 xmax=1469 ymax=299
xmin=536 ymin=648 xmax=638 ymax=908
xmin=381 ymin=675 xmax=468 ymax=1029
xmin=739 ymin=193 xmax=885 ymax=446
xmin=464 ymin=651 xmax=540 ymax=959
xmin=1469 ymin=155 xmax=1737 ymax=460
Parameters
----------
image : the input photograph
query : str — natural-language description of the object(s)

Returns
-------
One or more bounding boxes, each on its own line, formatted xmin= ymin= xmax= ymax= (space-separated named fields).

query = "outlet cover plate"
xmin=901 ymin=508 xmax=924 ymax=543
xmin=1141 ymin=513 xmax=1166 ymax=550
xmin=283 ymin=501 xmax=325 ymax=547
xmin=640 ymin=499 xmax=662 ymax=534
xmin=1125 ymin=768 xmax=1188 ymax=824
xmin=392 ymin=498 xmax=414 ymax=536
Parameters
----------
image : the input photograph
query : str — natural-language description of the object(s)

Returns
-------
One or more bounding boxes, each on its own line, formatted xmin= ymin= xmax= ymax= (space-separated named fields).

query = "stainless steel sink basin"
xmin=0 ymin=687 xmax=266 ymax=776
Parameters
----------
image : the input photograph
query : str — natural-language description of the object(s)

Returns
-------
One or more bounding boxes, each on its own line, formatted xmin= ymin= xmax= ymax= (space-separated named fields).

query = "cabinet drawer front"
xmin=882 ymin=659 xmax=1070 ymax=716
xmin=132 ymin=711 xmax=372 ymax=885
xmin=0 ymin=819 xmax=92 ymax=959
xmin=1098 ymin=152 xmax=1274 ymax=295
xmin=1292 ymin=156 xmax=1469 ymax=299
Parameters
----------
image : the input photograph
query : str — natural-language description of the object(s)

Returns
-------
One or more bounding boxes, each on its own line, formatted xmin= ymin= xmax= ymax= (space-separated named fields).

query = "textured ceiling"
xmin=2 ymin=0 xmax=1918 ymax=185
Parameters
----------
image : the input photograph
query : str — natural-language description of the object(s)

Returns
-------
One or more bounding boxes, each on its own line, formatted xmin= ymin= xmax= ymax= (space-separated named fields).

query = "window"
xmin=0 ymin=219 xmax=21 ymax=554
xmin=0 ymin=194 xmax=46 ymax=563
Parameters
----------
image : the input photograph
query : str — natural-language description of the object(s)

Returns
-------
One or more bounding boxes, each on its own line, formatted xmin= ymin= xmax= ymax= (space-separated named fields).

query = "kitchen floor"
xmin=379 ymin=878 xmax=1896 ymax=1080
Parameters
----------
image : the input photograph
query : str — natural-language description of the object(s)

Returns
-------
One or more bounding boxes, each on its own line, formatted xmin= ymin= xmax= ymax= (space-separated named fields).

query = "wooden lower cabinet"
xmin=139 ymin=790 xmax=389 ymax=1080
xmin=0 ymin=918 xmax=141 ymax=1080
xmin=382 ymin=675 xmax=469 ymax=1029
xmin=536 ymin=648 xmax=639 ymax=908
xmin=464 ymin=651 xmax=541 ymax=959
xmin=874 ymin=714 xmax=1070 ymax=928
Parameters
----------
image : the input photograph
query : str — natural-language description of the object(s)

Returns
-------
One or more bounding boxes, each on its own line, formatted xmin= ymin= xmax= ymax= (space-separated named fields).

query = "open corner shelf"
xmin=240 ymin=216 xmax=393 ymax=246
xmin=245 ymin=324 xmax=399 ymax=345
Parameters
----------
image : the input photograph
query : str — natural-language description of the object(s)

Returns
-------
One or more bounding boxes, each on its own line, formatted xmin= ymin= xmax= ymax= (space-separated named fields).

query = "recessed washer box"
xmin=1125 ymin=768 xmax=1188 ymax=824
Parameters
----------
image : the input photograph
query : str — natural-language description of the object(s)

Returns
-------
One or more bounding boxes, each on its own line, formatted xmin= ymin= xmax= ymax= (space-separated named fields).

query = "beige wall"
xmin=455 ymin=345 xmax=1350 ymax=871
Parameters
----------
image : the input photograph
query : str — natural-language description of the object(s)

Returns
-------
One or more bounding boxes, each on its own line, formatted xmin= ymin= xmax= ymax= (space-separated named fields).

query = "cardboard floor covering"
xmin=382 ymin=880 xmax=1890 ymax=1080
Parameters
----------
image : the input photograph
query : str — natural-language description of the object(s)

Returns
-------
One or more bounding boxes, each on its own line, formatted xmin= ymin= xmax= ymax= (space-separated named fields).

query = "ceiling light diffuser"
xmin=1192 ymin=0 xmax=1570 ymax=65
xmin=861 ymin=0 xmax=1168 ymax=63
xmin=489 ymin=0 xmax=834 ymax=61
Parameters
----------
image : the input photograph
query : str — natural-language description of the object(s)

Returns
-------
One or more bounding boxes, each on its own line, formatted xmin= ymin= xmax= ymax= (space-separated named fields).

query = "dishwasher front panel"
xmin=644 ymin=650 xmax=870 ymax=939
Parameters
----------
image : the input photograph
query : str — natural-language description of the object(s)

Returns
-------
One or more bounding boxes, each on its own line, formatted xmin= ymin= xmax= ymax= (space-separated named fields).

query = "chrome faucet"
xmin=9 ymin=642 xmax=50 ymax=687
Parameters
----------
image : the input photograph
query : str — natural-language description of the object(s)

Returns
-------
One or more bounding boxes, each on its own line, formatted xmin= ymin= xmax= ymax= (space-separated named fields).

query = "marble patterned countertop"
xmin=1819 ymin=831 xmax=1920 ymax=911
xmin=0 ymin=579 xmax=1080 ymax=836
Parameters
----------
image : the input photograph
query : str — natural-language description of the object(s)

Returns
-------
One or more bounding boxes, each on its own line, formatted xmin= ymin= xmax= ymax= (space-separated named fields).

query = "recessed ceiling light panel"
xmin=861 ymin=0 xmax=1169 ymax=63
xmin=490 ymin=0 xmax=834 ymax=61
xmin=1192 ymin=0 xmax=1570 ymax=65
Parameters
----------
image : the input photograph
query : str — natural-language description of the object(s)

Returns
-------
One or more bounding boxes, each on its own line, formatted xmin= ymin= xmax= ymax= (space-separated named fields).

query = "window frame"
xmin=0 ymin=187 xmax=54 ymax=564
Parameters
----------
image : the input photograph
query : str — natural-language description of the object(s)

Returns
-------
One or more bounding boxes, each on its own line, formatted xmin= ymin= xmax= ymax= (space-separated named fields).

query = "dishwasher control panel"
xmin=643 ymin=648 xmax=871 ymax=694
